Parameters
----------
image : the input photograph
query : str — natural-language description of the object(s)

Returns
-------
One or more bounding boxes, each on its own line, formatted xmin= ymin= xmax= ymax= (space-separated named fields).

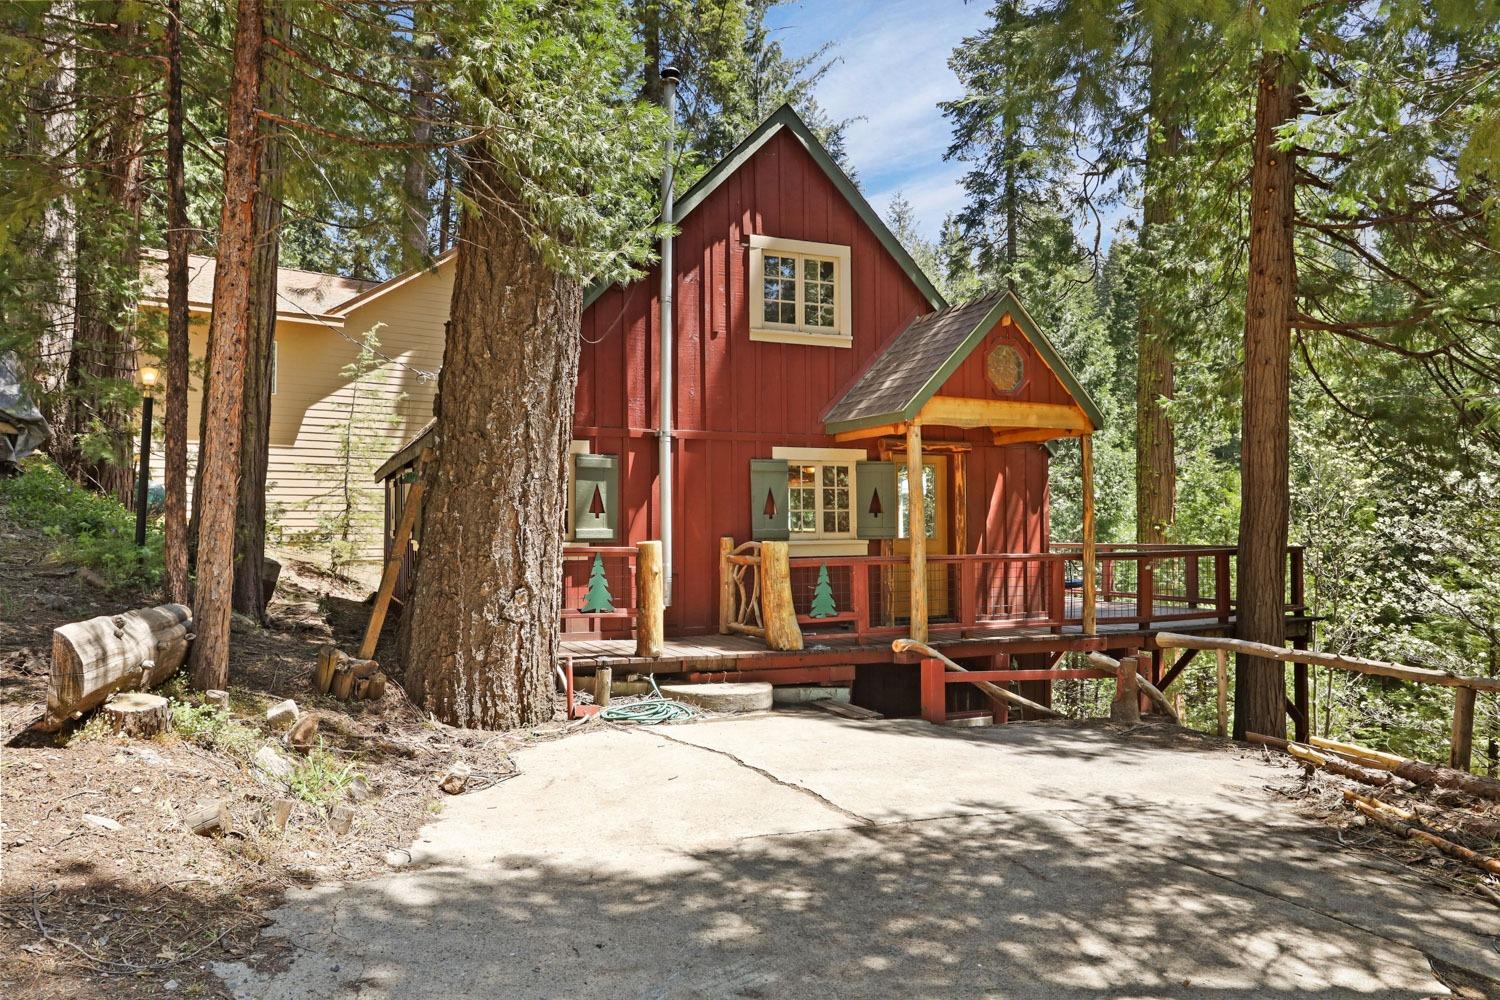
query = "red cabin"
xmin=379 ymin=106 xmax=1309 ymax=721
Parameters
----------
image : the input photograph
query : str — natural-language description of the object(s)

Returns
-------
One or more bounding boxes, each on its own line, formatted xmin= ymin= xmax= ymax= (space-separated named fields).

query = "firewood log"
xmin=41 ymin=604 xmax=192 ymax=730
xmin=185 ymin=801 xmax=231 ymax=836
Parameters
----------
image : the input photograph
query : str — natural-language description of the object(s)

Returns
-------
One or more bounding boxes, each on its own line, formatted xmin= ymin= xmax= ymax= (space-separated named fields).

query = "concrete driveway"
xmin=217 ymin=713 xmax=1500 ymax=999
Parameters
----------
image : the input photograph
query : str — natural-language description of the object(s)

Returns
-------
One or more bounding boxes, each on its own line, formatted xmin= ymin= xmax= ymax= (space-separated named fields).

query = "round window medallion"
xmin=985 ymin=344 xmax=1024 ymax=394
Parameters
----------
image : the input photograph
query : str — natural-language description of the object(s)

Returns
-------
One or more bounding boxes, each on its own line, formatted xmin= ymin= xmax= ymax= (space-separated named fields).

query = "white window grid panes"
xmin=802 ymin=257 xmax=836 ymax=328
xmin=763 ymin=254 xmax=797 ymax=325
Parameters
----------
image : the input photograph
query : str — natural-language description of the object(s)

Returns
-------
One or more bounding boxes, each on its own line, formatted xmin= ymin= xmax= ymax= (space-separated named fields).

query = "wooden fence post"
xmin=1111 ymin=651 xmax=1141 ymax=724
xmin=920 ymin=658 xmax=946 ymax=725
xmin=718 ymin=536 xmax=735 ymax=635
xmin=760 ymin=541 xmax=804 ymax=651
xmin=635 ymin=541 xmax=664 ymax=658
xmin=1215 ymin=648 xmax=1228 ymax=738
xmin=1451 ymin=686 xmax=1477 ymax=773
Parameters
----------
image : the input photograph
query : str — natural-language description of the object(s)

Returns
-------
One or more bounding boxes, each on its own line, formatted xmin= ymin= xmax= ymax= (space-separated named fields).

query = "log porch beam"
xmin=906 ymin=420 xmax=928 ymax=644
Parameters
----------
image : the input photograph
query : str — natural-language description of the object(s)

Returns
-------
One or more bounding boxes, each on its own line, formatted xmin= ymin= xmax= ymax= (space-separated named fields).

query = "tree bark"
xmin=398 ymin=151 xmax=574 ymax=730
xmin=66 ymin=2 xmax=146 ymax=503
xmin=399 ymin=24 xmax=435 ymax=271
xmin=1135 ymin=31 xmax=1180 ymax=545
xmin=163 ymin=0 xmax=191 ymax=606
xmin=189 ymin=0 xmax=264 ymax=690
xmin=37 ymin=0 xmax=76 ymax=438
xmin=231 ymin=0 xmax=286 ymax=622
xmin=1234 ymin=51 xmax=1298 ymax=741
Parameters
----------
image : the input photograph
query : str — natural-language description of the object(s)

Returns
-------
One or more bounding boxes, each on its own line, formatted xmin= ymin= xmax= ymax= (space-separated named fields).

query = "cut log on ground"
xmin=42 ymin=604 xmax=193 ymax=730
xmin=439 ymin=762 xmax=471 ymax=795
xmin=204 ymin=689 xmax=229 ymax=710
xmin=312 ymin=644 xmax=338 ymax=694
xmin=1347 ymin=797 xmax=1500 ymax=876
xmin=265 ymin=698 xmax=298 ymax=729
xmin=185 ymin=801 xmax=231 ymax=836
xmin=101 ymin=692 xmax=172 ymax=738
xmin=893 ymin=639 xmax=1066 ymax=720
xmin=1247 ymin=732 xmax=1398 ymax=788
xmin=269 ymin=797 xmax=295 ymax=832
xmin=1305 ymin=735 xmax=1500 ymax=803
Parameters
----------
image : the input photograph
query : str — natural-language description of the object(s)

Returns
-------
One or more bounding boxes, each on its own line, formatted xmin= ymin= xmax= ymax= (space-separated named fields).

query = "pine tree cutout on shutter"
xmin=763 ymin=488 xmax=777 ymax=519
xmin=809 ymin=564 xmax=838 ymax=618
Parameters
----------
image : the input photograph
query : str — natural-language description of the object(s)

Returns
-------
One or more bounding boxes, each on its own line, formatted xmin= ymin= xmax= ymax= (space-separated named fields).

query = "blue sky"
xmin=764 ymin=0 xmax=992 ymax=242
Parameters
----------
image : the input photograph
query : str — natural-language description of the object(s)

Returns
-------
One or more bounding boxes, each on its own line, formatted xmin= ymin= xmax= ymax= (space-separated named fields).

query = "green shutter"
xmin=573 ymin=454 xmax=618 ymax=541
xmin=856 ymin=460 xmax=898 ymax=539
xmin=750 ymin=459 xmax=790 ymax=540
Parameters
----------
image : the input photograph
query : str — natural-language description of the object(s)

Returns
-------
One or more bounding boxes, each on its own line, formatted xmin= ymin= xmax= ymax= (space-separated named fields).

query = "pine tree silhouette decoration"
xmin=809 ymin=564 xmax=838 ymax=618
xmin=581 ymin=554 xmax=614 ymax=613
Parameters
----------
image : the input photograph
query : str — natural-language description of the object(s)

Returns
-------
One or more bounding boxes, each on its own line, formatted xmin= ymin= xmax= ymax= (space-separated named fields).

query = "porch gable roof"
xmin=821 ymin=289 xmax=1106 ymax=436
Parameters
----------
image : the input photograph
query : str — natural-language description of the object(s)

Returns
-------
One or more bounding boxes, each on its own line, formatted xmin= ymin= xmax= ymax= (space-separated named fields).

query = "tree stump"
xmin=101 ymin=692 xmax=172 ymax=738
xmin=185 ymin=801 xmax=231 ymax=836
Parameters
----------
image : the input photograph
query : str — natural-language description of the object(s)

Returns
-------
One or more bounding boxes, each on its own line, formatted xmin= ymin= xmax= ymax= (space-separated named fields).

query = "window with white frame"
xmin=749 ymin=235 xmax=852 ymax=347
xmin=773 ymin=446 xmax=864 ymax=542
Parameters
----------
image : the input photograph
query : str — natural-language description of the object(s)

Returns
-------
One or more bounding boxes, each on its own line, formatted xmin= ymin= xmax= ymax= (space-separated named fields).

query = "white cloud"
xmin=767 ymin=0 xmax=989 ymax=242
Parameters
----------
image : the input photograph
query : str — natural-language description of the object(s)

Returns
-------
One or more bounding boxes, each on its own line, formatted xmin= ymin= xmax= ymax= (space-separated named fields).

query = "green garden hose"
xmin=598 ymin=676 xmax=697 ymax=725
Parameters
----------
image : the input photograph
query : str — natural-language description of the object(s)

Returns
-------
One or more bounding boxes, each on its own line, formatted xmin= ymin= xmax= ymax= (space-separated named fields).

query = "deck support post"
xmin=1452 ymin=686 xmax=1476 ymax=773
xmin=920 ymin=657 xmax=945 ymax=725
xmin=906 ymin=422 xmax=928 ymax=644
xmin=1081 ymin=433 xmax=1097 ymax=635
xmin=635 ymin=540 xmax=664 ymax=658
xmin=1216 ymin=648 xmax=1229 ymax=738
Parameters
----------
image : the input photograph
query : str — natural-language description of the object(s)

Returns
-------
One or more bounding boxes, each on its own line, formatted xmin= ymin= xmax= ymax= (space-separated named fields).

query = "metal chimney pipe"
xmin=658 ymin=66 xmax=680 ymax=607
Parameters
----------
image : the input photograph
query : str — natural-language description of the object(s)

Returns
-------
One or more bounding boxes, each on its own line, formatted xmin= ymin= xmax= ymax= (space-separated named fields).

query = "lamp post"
xmin=135 ymin=365 xmax=159 ymax=547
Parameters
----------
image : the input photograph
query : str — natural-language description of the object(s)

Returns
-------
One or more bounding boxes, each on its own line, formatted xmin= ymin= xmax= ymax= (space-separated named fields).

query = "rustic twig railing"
xmin=718 ymin=537 xmax=802 ymax=651
xmin=1155 ymin=631 xmax=1492 ymax=772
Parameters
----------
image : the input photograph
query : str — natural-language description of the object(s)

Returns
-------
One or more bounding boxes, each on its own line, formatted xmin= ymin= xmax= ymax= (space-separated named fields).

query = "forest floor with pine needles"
xmin=0 ymin=517 xmax=578 ymax=1000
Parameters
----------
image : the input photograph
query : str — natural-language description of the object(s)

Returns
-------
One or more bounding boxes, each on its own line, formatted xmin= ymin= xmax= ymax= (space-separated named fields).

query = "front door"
xmin=892 ymin=454 xmax=951 ymax=619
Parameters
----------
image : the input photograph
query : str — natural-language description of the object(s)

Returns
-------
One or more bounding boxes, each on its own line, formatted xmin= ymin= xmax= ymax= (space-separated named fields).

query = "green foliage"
xmin=169 ymin=700 xmax=259 ymax=760
xmin=0 ymin=456 xmax=161 ymax=588
xmin=287 ymin=747 xmax=357 ymax=806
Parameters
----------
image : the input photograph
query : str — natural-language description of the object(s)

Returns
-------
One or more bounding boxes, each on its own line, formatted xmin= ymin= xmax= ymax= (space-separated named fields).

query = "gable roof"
xmin=584 ymin=104 xmax=946 ymax=312
xmin=822 ymin=289 xmax=1106 ymax=435
xmin=330 ymin=249 xmax=456 ymax=317
xmin=140 ymin=249 xmax=375 ymax=322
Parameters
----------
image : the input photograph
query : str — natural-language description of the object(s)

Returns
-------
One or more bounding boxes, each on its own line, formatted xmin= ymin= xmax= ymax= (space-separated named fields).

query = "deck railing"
xmin=770 ymin=542 xmax=1306 ymax=640
xmin=561 ymin=544 xmax=638 ymax=639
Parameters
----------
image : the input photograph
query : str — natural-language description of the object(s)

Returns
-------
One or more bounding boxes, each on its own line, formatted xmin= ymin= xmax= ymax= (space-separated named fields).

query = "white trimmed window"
xmin=772 ymin=446 xmax=865 ymax=551
xmin=749 ymin=235 xmax=852 ymax=347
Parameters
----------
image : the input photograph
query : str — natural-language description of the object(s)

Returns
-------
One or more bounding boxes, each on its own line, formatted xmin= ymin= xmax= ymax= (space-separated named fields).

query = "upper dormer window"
xmin=749 ymin=235 xmax=852 ymax=348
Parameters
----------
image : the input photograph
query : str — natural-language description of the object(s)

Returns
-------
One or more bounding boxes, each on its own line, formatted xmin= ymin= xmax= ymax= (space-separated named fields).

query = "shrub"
xmin=287 ymin=747 xmax=357 ymax=806
xmin=169 ymin=700 xmax=259 ymax=759
xmin=0 ymin=456 xmax=163 ymax=589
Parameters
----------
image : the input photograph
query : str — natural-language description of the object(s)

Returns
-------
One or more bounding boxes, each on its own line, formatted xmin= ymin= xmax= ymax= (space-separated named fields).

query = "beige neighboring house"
xmin=139 ymin=249 xmax=453 ymax=564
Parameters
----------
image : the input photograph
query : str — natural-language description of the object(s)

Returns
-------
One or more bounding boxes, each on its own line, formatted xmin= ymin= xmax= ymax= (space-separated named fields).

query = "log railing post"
xmin=1081 ymin=434 xmax=1097 ymax=635
xmin=1292 ymin=636 xmax=1310 ymax=743
xmin=958 ymin=559 xmax=976 ymax=628
xmin=718 ymin=536 xmax=735 ymax=635
xmin=1048 ymin=557 xmax=1066 ymax=627
xmin=906 ymin=422 xmax=928 ymax=643
xmin=1452 ymin=685 xmax=1477 ymax=772
xmin=1215 ymin=648 xmax=1229 ymax=738
xmin=760 ymin=540 xmax=804 ymax=651
xmin=635 ymin=540 xmax=664 ymax=658
xmin=1111 ymin=651 xmax=1141 ymax=724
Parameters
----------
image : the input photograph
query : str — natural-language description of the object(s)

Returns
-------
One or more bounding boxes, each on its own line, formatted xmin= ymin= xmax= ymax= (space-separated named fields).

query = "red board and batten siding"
xmin=576 ymin=128 xmax=1056 ymax=634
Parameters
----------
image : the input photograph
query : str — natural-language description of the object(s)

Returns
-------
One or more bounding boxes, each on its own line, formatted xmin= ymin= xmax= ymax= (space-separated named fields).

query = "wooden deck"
xmin=561 ymin=608 xmax=1316 ymax=673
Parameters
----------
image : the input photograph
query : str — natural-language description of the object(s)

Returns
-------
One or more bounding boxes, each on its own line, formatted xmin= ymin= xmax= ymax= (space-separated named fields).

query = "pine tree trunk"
xmin=398 ymin=151 xmax=574 ymax=730
xmin=1135 ymin=35 xmax=1180 ymax=545
xmin=1234 ymin=51 xmax=1297 ymax=741
xmin=190 ymin=0 xmax=264 ymax=690
xmin=37 ymin=0 xmax=76 ymax=437
xmin=163 ymin=0 xmax=191 ymax=606
xmin=399 ymin=28 xmax=434 ymax=271
xmin=66 ymin=2 xmax=146 ymax=503
xmin=231 ymin=0 xmax=286 ymax=622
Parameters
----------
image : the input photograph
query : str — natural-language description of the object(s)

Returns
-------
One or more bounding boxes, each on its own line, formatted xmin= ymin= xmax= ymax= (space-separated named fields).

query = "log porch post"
xmin=906 ymin=421 xmax=928 ymax=643
xmin=1081 ymin=433 xmax=1097 ymax=635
